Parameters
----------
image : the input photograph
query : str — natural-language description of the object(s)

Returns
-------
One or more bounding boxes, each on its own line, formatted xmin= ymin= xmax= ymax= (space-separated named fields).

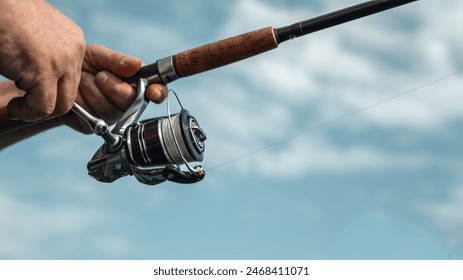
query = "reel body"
xmin=74 ymin=77 xmax=206 ymax=186
xmin=87 ymin=109 xmax=206 ymax=185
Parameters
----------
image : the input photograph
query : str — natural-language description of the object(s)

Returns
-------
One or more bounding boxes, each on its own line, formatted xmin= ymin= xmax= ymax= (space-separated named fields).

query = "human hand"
xmin=0 ymin=0 xmax=86 ymax=122
xmin=61 ymin=44 xmax=168 ymax=134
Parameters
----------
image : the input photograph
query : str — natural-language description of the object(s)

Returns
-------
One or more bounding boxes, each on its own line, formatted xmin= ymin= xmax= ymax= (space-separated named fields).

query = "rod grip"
xmin=0 ymin=106 xmax=16 ymax=133
xmin=0 ymin=105 xmax=49 ymax=134
xmin=174 ymin=27 xmax=278 ymax=78
xmin=122 ymin=63 xmax=159 ymax=84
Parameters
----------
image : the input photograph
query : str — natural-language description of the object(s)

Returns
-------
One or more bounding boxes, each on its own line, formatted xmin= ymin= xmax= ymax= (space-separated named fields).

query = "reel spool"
xmin=83 ymin=85 xmax=207 ymax=186
xmin=125 ymin=109 xmax=206 ymax=185
xmin=127 ymin=110 xmax=205 ymax=168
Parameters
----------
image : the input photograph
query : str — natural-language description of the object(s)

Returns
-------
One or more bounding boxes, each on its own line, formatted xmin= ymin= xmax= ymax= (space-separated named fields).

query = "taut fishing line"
xmin=208 ymin=70 xmax=463 ymax=172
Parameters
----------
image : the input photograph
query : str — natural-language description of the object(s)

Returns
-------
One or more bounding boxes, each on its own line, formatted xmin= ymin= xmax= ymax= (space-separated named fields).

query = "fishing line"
xmin=160 ymin=113 xmax=194 ymax=164
xmin=208 ymin=70 xmax=463 ymax=172
xmin=163 ymin=89 xmax=200 ymax=165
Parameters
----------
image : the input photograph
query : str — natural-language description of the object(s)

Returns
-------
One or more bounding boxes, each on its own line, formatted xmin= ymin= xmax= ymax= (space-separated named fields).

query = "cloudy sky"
xmin=1 ymin=0 xmax=463 ymax=259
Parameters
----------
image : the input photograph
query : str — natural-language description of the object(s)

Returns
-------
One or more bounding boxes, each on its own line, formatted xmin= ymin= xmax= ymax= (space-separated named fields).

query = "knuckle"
xmin=41 ymin=106 xmax=56 ymax=118
xmin=77 ymin=38 xmax=86 ymax=53
xmin=54 ymin=101 xmax=73 ymax=116
xmin=72 ymin=26 xmax=86 ymax=49
xmin=30 ymin=106 xmax=55 ymax=120
xmin=62 ymin=36 xmax=86 ymax=63
xmin=90 ymin=44 xmax=105 ymax=52
xmin=14 ymin=74 xmax=35 ymax=91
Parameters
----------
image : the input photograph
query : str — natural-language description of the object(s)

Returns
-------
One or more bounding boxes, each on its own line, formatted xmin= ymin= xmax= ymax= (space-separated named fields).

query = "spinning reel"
xmin=72 ymin=78 xmax=206 ymax=186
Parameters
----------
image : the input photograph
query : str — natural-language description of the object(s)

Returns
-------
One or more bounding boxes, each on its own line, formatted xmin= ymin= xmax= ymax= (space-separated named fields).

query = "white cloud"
xmin=37 ymin=131 xmax=97 ymax=162
xmin=0 ymin=191 xmax=107 ymax=258
xmin=424 ymin=186 xmax=463 ymax=228
xmin=220 ymin=0 xmax=310 ymax=34
xmin=235 ymin=136 xmax=430 ymax=177
xmin=86 ymin=11 xmax=186 ymax=60
xmin=90 ymin=235 xmax=135 ymax=256
xmin=221 ymin=0 xmax=463 ymax=131
xmin=417 ymin=183 xmax=463 ymax=254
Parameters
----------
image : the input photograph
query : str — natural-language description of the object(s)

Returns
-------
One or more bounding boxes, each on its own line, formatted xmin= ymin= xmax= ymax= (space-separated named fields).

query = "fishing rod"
xmin=1 ymin=0 xmax=419 ymax=186
xmin=122 ymin=0 xmax=418 ymax=85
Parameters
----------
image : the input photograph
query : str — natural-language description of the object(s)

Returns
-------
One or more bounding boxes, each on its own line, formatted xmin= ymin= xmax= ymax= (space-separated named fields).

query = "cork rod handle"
xmin=173 ymin=27 xmax=278 ymax=78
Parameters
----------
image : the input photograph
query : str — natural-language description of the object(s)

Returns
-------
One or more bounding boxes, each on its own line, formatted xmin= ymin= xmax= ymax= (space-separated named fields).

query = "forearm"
xmin=0 ymin=81 xmax=61 ymax=150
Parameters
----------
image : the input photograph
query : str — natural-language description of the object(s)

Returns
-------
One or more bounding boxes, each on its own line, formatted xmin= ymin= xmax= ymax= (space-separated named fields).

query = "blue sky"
xmin=1 ymin=0 xmax=463 ymax=259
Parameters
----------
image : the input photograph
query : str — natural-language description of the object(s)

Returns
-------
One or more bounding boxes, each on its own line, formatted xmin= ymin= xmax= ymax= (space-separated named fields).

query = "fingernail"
xmin=96 ymin=71 xmax=109 ymax=84
xmin=121 ymin=56 xmax=139 ymax=66
xmin=147 ymin=89 xmax=162 ymax=103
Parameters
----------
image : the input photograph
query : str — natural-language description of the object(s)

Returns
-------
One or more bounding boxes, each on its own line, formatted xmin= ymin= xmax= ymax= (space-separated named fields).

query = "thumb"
xmin=117 ymin=56 xmax=143 ymax=77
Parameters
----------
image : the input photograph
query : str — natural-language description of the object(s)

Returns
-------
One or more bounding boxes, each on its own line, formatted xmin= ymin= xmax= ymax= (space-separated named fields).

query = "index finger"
xmin=83 ymin=44 xmax=142 ymax=77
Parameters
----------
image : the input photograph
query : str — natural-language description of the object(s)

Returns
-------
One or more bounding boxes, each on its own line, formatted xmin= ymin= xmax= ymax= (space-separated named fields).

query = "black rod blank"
xmin=275 ymin=0 xmax=418 ymax=44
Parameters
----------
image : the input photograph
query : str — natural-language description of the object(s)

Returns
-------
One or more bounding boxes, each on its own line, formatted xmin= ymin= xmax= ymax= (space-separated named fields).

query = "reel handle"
xmin=71 ymin=102 xmax=122 ymax=152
